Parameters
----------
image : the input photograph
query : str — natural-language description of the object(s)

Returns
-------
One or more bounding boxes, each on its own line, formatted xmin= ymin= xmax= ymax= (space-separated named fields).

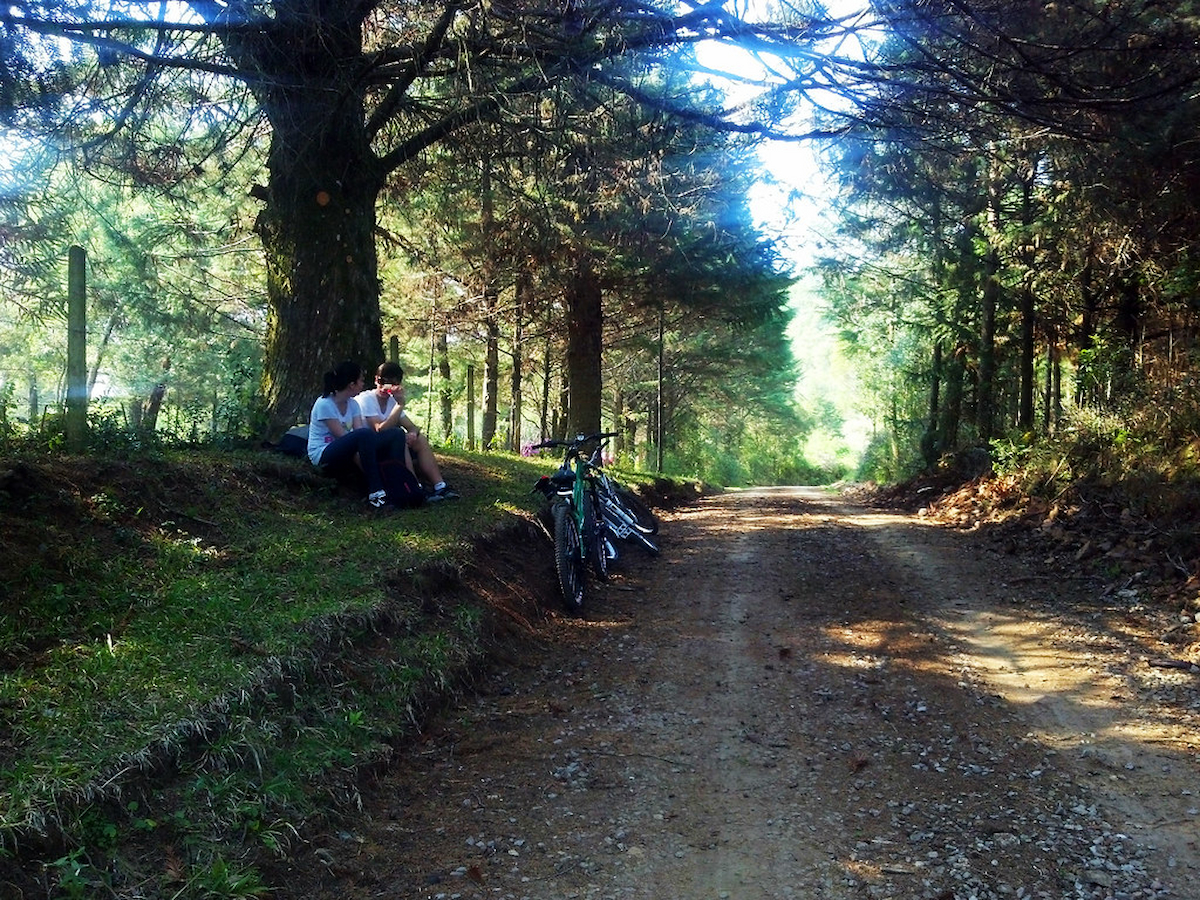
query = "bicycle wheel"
xmin=599 ymin=496 xmax=659 ymax=556
xmin=553 ymin=501 xmax=586 ymax=614
xmin=623 ymin=520 xmax=659 ymax=556
xmin=583 ymin=488 xmax=609 ymax=581
xmin=614 ymin=485 xmax=659 ymax=535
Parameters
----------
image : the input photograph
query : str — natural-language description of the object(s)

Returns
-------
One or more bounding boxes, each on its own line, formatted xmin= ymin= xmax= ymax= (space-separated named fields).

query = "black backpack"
xmin=268 ymin=424 xmax=309 ymax=458
xmin=379 ymin=458 xmax=425 ymax=508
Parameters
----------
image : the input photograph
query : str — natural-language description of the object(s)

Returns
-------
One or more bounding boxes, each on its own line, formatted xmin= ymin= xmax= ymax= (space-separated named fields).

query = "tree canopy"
xmin=4 ymin=0 xmax=834 ymax=478
xmin=2 ymin=0 xmax=843 ymax=435
xmin=9 ymin=0 xmax=1200 ymax=481
xmin=813 ymin=0 xmax=1200 ymax=478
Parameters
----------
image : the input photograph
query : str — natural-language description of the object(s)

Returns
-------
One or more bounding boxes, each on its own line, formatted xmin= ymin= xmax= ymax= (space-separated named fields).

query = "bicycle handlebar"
xmin=530 ymin=431 xmax=619 ymax=452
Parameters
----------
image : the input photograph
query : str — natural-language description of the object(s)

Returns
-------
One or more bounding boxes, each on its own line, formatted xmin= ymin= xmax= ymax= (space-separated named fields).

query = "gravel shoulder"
xmin=280 ymin=486 xmax=1200 ymax=900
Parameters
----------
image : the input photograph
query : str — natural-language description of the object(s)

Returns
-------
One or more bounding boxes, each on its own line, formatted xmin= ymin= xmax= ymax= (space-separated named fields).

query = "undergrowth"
xmin=989 ymin=403 xmax=1200 ymax=520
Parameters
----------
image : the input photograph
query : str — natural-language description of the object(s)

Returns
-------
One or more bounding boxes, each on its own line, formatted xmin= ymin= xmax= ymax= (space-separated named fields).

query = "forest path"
xmin=279 ymin=486 xmax=1200 ymax=899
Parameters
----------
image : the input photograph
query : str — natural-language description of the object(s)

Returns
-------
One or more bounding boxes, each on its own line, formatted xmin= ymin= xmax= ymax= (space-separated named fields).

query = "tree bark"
xmin=940 ymin=345 xmax=964 ymax=450
xmin=1075 ymin=250 xmax=1099 ymax=406
xmin=656 ymin=301 xmax=665 ymax=473
xmin=142 ymin=357 xmax=171 ymax=434
xmin=1018 ymin=174 xmax=1036 ymax=432
xmin=482 ymin=297 xmax=500 ymax=449
xmin=1019 ymin=280 xmax=1036 ymax=431
xmin=235 ymin=6 xmax=385 ymax=434
xmin=1043 ymin=332 xmax=1060 ymax=434
xmin=1051 ymin=339 xmax=1062 ymax=430
xmin=256 ymin=132 xmax=383 ymax=432
xmin=566 ymin=261 xmax=603 ymax=437
xmin=540 ymin=334 xmax=553 ymax=440
xmin=556 ymin=371 xmax=569 ymax=440
xmin=978 ymin=176 xmax=1001 ymax=444
xmin=510 ymin=271 xmax=530 ymax=452
xmin=613 ymin=387 xmax=625 ymax=458
xmin=479 ymin=154 xmax=500 ymax=450
xmin=437 ymin=331 xmax=453 ymax=439
xmin=922 ymin=341 xmax=943 ymax=470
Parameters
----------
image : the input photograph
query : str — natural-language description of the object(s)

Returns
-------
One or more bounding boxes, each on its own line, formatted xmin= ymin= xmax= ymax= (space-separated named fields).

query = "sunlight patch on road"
xmin=944 ymin=610 xmax=1111 ymax=705
xmin=943 ymin=609 xmax=1197 ymax=761
xmin=821 ymin=623 xmax=892 ymax=653
xmin=842 ymin=511 xmax=943 ymax=530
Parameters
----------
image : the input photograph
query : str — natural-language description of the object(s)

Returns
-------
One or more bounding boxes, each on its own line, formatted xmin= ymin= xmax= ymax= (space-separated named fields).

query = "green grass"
xmin=0 ymin=444 xmax=653 ymax=894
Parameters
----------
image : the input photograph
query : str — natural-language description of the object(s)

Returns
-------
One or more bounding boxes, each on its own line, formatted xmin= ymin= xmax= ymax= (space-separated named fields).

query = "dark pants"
xmin=376 ymin=429 xmax=412 ymax=469
xmin=318 ymin=427 xmax=383 ymax=493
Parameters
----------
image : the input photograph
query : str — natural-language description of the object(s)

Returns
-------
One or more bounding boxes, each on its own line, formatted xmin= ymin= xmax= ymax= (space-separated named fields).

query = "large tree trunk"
xmin=565 ymin=261 xmax=603 ymax=437
xmin=540 ymin=335 xmax=553 ymax=439
xmin=239 ymin=8 xmax=385 ymax=434
xmin=437 ymin=331 xmax=453 ymax=439
xmin=1019 ymin=280 xmax=1036 ymax=431
xmin=257 ymin=133 xmax=383 ymax=432
xmin=510 ymin=271 xmax=530 ymax=452
xmin=1018 ymin=174 xmax=1037 ymax=432
xmin=1075 ymin=251 xmax=1099 ymax=406
xmin=978 ymin=253 xmax=998 ymax=443
xmin=655 ymin=301 xmax=665 ymax=472
xmin=921 ymin=341 xmax=943 ymax=470
xmin=142 ymin=357 xmax=171 ymax=434
xmin=940 ymin=344 xmax=964 ymax=450
xmin=480 ymin=155 xmax=500 ymax=450
xmin=612 ymin=387 xmax=625 ymax=458
xmin=1044 ymin=331 xmax=1061 ymax=434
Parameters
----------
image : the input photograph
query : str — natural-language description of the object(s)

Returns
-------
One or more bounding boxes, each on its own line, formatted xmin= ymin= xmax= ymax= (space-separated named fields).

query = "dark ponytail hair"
xmin=323 ymin=360 xmax=362 ymax=396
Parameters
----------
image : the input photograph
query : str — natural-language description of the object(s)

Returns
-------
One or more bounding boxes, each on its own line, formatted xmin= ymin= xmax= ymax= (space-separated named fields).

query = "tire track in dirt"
xmin=840 ymin=490 xmax=1200 ymax=890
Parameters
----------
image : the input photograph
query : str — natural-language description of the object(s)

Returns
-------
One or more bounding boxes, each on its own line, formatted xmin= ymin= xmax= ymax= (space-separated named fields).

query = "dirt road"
xmin=287 ymin=486 xmax=1200 ymax=899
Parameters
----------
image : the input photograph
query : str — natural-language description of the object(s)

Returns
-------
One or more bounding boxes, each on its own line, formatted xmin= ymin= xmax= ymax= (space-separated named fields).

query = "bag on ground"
xmin=272 ymin=424 xmax=309 ymax=458
xmin=380 ymin=458 xmax=425 ymax=508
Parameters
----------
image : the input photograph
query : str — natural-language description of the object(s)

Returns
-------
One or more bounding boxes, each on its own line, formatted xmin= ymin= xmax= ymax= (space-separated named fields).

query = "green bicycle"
xmin=530 ymin=432 xmax=619 ymax=614
xmin=531 ymin=432 xmax=660 ymax=613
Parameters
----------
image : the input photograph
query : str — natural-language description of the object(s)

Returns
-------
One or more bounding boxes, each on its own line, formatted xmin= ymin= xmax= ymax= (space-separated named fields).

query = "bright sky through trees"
xmin=691 ymin=0 xmax=874 ymax=465
xmin=690 ymin=0 xmax=869 ymax=267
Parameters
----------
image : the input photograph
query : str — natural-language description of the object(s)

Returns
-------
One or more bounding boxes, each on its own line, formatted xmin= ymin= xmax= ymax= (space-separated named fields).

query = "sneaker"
xmin=367 ymin=489 xmax=388 ymax=508
xmin=430 ymin=484 xmax=460 ymax=501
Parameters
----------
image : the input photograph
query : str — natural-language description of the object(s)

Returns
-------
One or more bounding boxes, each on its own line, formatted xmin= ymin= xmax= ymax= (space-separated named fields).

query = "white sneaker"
xmin=367 ymin=489 xmax=388 ymax=508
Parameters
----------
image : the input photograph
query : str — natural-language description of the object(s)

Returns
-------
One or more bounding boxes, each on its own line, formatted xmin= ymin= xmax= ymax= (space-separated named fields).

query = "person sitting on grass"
xmin=307 ymin=360 xmax=389 ymax=509
xmin=356 ymin=361 xmax=460 ymax=501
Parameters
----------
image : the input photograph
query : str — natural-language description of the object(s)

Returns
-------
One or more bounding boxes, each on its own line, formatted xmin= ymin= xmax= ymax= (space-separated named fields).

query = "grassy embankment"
xmin=0 ymin=445 xmax=676 ymax=895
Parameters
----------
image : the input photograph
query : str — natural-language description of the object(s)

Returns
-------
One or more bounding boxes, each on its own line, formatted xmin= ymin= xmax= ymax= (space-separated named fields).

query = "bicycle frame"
xmin=582 ymin=444 xmax=658 ymax=552
xmin=531 ymin=432 xmax=654 ymax=611
xmin=531 ymin=431 xmax=619 ymax=561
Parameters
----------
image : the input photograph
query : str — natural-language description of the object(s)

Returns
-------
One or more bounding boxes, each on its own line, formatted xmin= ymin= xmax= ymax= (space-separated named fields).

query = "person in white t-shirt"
xmin=307 ymin=360 xmax=389 ymax=508
xmin=356 ymin=361 xmax=459 ymax=501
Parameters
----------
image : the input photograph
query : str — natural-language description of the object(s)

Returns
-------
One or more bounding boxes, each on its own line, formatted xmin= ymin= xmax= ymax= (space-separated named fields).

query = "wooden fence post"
xmin=65 ymin=245 xmax=88 ymax=452
xmin=466 ymin=364 xmax=476 ymax=449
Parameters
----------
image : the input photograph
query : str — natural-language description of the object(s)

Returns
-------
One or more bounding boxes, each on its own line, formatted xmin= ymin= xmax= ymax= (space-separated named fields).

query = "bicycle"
xmin=531 ymin=432 xmax=661 ymax=614
xmin=581 ymin=440 xmax=659 ymax=557
xmin=530 ymin=432 xmax=616 ymax=613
